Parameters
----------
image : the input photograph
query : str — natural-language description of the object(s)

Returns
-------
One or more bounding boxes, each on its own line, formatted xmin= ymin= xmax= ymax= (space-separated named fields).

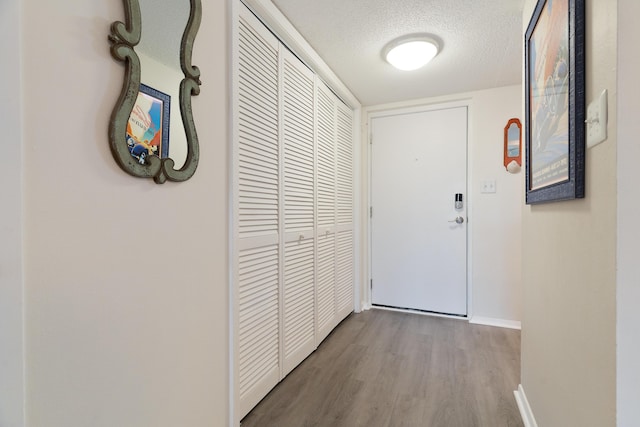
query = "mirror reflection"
xmin=507 ymin=122 xmax=520 ymax=158
xmin=129 ymin=0 xmax=189 ymax=169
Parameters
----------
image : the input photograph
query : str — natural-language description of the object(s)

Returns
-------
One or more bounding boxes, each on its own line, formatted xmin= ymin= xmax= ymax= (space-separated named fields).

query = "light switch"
xmin=586 ymin=89 xmax=608 ymax=148
xmin=481 ymin=180 xmax=496 ymax=193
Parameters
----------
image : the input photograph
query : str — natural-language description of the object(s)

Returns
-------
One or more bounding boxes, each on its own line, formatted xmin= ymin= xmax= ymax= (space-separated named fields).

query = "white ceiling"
xmin=271 ymin=0 xmax=525 ymax=106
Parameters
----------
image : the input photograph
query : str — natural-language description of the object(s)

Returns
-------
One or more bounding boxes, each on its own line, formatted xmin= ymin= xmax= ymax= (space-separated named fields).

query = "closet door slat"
xmin=238 ymin=14 xmax=280 ymax=241
xmin=282 ymin=238 xmax=315 ymax=373
xmin=316 ymin=82 xmax=337 ymax=229
xmin=336 ymin=104 xmax=354 ymax=225
xmin=336 ymin=229 xmax=354 ymax=315
xmin=283 ymin=52 xmax=315 ymax=234
xmin=237 ymin=244 xmax=280 ymax=399
xmin=316 ymin=231 xmax=336 ymax=335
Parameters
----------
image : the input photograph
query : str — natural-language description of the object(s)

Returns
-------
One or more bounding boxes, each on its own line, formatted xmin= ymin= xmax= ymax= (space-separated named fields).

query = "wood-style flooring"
xmin=241 ymin=309 xmax=523 ymax=427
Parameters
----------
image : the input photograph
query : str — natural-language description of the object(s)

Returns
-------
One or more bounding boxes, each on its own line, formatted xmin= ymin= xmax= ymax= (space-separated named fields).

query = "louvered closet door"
xmin=236 ymin=7 xmax=281 ymax=418
xmin=281 ymin=48 xmax=316 ymax=376
xmin=335 ymin=103 xmax=355 ymax=319
xmin=315 ymin=80 xmax=338 ymax=343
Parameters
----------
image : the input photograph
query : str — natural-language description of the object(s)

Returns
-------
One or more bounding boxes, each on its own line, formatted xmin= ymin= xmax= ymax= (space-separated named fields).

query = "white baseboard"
xmin=514 ymin=384 xmax=538 ymax=427
xmin=359 ymin=302 xmax=372 ymax=312
xmin=371 ymin=305 xmax=468 ymax=321
xmin=469 ymin=316 xmax=521 ymax=330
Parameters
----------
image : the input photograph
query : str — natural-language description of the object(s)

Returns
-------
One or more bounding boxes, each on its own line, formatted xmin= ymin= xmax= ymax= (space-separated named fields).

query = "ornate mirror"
xmin=108 ymin=0 xmax=201 ymax=184
xmin=504 ymin=118 xmax=522 ymax=173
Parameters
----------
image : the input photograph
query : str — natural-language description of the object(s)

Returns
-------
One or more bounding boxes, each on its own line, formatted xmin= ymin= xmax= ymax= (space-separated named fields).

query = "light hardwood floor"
xmin=241 ymin=309 xmax=523 ymax=427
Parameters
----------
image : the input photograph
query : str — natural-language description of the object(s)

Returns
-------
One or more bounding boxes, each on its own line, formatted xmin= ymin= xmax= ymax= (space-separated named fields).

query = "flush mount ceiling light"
xmin=383 ymin=36 xmax=440 ymax=71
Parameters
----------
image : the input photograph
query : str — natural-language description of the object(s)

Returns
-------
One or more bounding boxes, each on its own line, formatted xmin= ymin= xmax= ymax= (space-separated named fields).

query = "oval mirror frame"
xmin=108 ymin=0 xmax=201 ymax=184
xmin=504 ymin=118 xmax=522 ymax=172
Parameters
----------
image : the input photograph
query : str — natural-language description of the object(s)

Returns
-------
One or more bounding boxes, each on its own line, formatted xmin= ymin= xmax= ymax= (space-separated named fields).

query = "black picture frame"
xmin=525 ymin=0 xmax=585 ymax=204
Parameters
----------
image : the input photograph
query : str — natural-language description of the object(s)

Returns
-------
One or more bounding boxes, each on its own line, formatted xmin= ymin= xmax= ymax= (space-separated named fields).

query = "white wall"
xmin=362 ymin=85 xmax=523 ymax=324
xmin=617 ymin=0 xmax=640 ymax=424
xmin=468 ymin=86 xmax=523 ymax=325
xmin=20 ymin=0 xmax=229 ymax=426
xmin=520 ymin=0 xmax=618 ymax=425
xmin=0 ymin=0 xmax=25 ymax=425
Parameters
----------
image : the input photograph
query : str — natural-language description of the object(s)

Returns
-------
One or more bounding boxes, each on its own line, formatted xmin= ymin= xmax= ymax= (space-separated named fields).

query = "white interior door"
xmin=371 ymin=106 xmax=468 ymax=316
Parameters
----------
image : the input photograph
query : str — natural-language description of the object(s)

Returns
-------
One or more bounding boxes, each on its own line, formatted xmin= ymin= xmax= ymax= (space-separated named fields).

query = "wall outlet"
xmin=481 ymin=180 xmax=496 ymax=193
xmin=586 ymin=89 xmax=608 ymax=148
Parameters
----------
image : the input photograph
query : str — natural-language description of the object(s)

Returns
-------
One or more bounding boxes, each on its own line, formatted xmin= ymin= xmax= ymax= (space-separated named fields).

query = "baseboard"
xmin=469 ymin=316 xmax=521 ymax=330
xmin=372 ymin=305 xmax=468 ymax=321
xmin=514 ymin=384 xmax=538 ymax=427
xmin=359 ymin=302 xmax=372 ymax=312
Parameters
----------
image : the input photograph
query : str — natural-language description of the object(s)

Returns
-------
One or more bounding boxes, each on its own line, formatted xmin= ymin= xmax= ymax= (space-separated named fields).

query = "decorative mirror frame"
xmin=108 ymin=0 xmax=202 ymax=184
xmin=504 ymin=118 xmax=522 ymax=172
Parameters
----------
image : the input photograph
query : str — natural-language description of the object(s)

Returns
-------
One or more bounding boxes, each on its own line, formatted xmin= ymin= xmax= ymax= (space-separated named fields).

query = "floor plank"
xmin=241 ymin=309 xmax=523 ymax=427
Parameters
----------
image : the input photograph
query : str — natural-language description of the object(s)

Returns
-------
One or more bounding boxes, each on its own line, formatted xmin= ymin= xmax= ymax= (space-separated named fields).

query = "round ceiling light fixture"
xmin=383 ymin=36 xmax=440 ymax=71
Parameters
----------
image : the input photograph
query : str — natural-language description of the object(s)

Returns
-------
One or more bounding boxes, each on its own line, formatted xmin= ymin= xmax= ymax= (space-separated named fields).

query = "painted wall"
xmin=362 ymin=84 xmax=523 ymax=324
xmin=617 ymin=0 xmax=640 ymax=424
xmin=468 ymin=85 xmax=523 ymax=324
xmin=19 ymin=0 xmax=229 ymax=425
xmin=520 ymin=0 xmax=617 ymax=425
xmin=0 ymin=0 xmax=25 ymax=425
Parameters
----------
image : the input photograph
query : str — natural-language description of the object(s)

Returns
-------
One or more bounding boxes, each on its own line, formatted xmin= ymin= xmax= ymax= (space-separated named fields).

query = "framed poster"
xmin=525 ymin=0 xmax=585 ymax=204
xmin=126 ymin=84 xmax=171 ymax=165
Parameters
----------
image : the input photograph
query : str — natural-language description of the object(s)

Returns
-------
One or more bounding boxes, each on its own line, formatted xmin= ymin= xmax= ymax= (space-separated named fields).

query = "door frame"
xmin=364 ymin=99 xmax=474 ymax=319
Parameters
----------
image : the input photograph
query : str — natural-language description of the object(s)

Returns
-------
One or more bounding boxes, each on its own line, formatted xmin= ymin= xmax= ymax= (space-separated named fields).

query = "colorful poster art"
xmin=126 ymin=84 xmax=170 ymax=165
xmin=528 ymin=0 xmax=569 ymax=190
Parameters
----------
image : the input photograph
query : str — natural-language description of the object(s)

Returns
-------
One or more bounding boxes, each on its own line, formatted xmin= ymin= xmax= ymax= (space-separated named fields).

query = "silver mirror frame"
xmin=108 ymin=0 xmax=202 ymax=184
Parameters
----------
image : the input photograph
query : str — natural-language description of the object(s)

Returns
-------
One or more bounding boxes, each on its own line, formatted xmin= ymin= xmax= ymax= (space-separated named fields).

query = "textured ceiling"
xmin=271 ymin=0 xmax=525 ymax=106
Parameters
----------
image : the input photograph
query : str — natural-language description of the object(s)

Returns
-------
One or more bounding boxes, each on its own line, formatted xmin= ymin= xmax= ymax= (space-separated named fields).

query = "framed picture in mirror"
xmin=126 ymin=84 xmax=171 ymax=165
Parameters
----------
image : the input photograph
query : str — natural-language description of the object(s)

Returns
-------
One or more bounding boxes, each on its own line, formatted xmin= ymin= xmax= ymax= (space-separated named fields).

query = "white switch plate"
xmin=481 ymin=180 xmax=496 ymax=193
xmin=586 ymin=89 xmax=608 ymax=148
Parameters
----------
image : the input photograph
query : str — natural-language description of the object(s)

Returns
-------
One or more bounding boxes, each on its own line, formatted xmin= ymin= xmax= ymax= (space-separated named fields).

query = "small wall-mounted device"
xmin=586 ymin=89 xmax=608 ymax=148
xmin=455 ymin=193 xmax=463 ymax=210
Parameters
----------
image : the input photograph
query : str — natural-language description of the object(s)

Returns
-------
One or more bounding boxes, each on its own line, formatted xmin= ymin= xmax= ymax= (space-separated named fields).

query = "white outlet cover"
xmin=481 ymin=180 xmax=496 ymax=194
xmin=586 ymin=89 xmax=608 ymax=148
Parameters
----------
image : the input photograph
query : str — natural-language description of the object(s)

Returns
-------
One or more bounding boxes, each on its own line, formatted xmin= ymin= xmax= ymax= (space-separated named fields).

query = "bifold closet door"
xmin=315 ymin=81 xmax=355 ymax=344
xmin=281 ymin=48 xmax=316 ymax=376
xmin=236 ymin=7 xmax=281 ymax=417
xmin=335 ymin=102 xmax=355 ymax=320
xmin=236 ymin=3 xmax=355 ymax=419
xmin=315 ymin=80 xmax=338 ymax=344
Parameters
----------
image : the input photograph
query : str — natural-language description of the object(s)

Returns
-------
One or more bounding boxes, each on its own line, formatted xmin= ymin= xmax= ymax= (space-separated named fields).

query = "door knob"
xmin=448 ymin=216 xmax=464 ymax=224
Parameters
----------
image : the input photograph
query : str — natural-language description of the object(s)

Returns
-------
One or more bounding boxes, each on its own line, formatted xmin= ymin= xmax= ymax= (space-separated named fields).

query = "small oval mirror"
xmin=504 ymin=118 xmax=522 ymax=173
xmin=108 ymin=0 xmax=202 ymax=184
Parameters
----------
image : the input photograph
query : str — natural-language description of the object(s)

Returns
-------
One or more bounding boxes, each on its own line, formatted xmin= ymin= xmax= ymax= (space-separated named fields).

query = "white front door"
xmin=370 ymin=106 xmax=468 ymax=316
